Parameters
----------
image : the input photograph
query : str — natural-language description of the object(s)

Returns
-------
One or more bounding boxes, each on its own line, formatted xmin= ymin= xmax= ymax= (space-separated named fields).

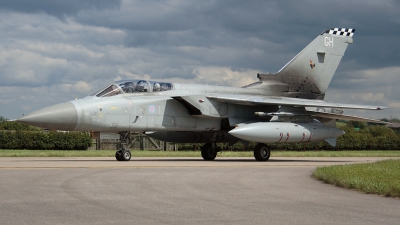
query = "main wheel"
xmin=120 ymin=150 xmax=131 ymax=161
xmin=254 ymin=143 xmax=270 ymax=161
xmin=115 ymin=151 xmax=123 ymax=161
xmin=201 ymin=143 xmax=217 ymax=161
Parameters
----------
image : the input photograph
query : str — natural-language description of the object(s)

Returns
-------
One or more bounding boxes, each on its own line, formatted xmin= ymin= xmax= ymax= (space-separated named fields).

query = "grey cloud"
xmin=148 ymin=67 xmax=198 ymax=80
xmin=0 ymin=0 xmax=121 ymax=19
xmin=73 ymin=0 xmax=400 ymax=72
xmin=1 ymin=0 xmax=400 ymax=119
xmin=75 ymin=1 xmax=200 ymax=32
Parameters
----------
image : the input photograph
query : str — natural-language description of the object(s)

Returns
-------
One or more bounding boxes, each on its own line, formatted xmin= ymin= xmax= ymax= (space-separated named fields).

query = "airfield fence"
xmin=88 ymin=134 xmax=179 ymax=151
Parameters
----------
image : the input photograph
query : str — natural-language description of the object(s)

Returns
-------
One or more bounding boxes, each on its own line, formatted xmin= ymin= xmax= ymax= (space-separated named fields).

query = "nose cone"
xmin=17 ymin=102 xmax=78 ymax=131
xmin=228 ymin=125 xmax=255 ymax=141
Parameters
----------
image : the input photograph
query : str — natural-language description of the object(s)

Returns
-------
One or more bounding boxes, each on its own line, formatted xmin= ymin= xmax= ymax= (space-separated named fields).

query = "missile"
xmin=228 ymin=122 xmax=344 ymax=144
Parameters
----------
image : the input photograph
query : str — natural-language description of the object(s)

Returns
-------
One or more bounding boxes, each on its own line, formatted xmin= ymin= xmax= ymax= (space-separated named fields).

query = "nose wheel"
xmin=115 ymin=131 xmax=132 ymax=161
xmin=115 ymin=149 xmax=131 ymax=161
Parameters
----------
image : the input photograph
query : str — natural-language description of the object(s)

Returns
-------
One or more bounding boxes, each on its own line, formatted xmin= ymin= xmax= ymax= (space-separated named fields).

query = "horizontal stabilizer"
xmin=207 ymin=94 xmax=387 ymax=110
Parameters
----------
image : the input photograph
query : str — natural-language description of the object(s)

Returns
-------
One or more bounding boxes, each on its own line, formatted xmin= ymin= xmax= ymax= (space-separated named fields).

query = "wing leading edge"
xmin=206 ymin=94 xmax=386 ymax=110
xmin=308 ymin=110 xmax=389 ymax=124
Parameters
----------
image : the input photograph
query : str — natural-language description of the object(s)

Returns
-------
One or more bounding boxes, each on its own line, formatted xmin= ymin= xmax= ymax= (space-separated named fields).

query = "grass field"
xmin=313 ymin=159 xmax=400 ymax=198
xmin=0 ymin=149 xmax=400 ymax=157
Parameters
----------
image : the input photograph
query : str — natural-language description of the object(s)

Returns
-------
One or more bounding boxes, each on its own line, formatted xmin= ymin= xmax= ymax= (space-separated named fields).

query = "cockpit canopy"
xmin=91 ymin=79 xmax=174 ymax=98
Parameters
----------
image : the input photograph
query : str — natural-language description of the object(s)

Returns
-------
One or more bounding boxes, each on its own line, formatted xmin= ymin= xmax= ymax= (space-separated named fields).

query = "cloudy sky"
xmin=0 ymin=0 xmax=399 ymax=120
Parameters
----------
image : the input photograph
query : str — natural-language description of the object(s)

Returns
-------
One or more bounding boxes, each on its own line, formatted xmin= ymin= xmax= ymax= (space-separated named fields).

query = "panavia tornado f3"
xmin=17 ymin=28 xmax=387 ymax=161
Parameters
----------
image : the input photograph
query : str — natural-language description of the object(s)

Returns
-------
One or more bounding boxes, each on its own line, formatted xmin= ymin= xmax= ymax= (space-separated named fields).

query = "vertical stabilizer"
xmin=276 ymin=28 xmax=355 ymax=98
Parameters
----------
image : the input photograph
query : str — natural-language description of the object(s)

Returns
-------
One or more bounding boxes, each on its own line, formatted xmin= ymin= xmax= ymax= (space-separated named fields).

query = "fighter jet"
xmin=17 ymin=28 xmax=387 ymax=161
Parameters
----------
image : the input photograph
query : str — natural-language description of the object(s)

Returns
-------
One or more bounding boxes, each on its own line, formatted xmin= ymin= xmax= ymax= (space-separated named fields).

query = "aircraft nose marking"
xmin=17 ymin=102 xmax=78 ymax=131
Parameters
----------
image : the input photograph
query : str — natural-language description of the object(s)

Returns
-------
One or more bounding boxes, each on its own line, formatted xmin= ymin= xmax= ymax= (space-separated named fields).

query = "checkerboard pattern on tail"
xmin=323 ymin=28 xmax=355 ymax=37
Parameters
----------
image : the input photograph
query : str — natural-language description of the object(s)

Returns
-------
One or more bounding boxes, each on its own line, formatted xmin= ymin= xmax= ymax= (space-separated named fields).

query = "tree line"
xmin=0 ymin=120 xmax=91 ymax=150
xmin=1 ymin=117 xmax=399 ymax=150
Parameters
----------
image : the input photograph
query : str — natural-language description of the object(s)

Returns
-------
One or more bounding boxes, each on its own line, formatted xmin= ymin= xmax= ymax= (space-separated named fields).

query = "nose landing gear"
xmin=115 ymin=131 xmax=132 ymax=161
xmin=115 ymin=149 xmax=131 ymax=161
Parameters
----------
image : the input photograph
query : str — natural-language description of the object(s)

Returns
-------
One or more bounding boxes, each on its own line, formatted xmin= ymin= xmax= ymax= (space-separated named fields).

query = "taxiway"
xmin=0 ymin=157 xmax=398 ymax=225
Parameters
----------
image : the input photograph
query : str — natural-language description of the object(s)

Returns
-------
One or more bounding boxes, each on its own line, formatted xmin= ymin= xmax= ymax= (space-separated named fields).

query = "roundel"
xmin=149 ymin=105 xmax=156 ymax=114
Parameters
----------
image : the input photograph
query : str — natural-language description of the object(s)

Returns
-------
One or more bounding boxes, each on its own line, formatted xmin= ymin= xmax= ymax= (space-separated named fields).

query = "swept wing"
xmin=206 ymin=94 xmax=386 ymax=110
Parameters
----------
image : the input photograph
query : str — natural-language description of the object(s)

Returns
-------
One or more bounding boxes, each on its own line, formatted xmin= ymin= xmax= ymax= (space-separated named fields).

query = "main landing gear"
xmin=200 ymin=142 xmax=271 ymax=161
xmin=253 ymin=143 xmax=270 ymax=161
xmin=115 ymin=131 xmax=132 ymax=161
xmin=201 ymin=143 xmax=221 ymax=161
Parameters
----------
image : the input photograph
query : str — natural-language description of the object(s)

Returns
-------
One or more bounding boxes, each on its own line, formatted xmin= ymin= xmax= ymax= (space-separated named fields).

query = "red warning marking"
xmin=300 ymin=133 xmax=306 ymax=142
xmin=283 ymin=133 xmax=290 ymax=143
xmin=307 ymin=133 xmax=313 ymax=142
xmin=278 ymin=133 xmax=283 ymax=143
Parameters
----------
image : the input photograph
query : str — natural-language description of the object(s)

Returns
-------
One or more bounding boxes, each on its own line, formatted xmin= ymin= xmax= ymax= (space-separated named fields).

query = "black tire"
xmin=121 ymin=150 xmax=131 ymax=161
xmin=254 ymin=143 xmax=270 ymax=161
xmin=201 ymin=143 xmax=217 ymax=161
xmin=115 ymin=151 xmax=123 ymax=161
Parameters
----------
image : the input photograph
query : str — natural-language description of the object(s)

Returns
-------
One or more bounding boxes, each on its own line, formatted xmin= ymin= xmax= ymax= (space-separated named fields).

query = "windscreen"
xmin=95 ymin=85 xmax=121 ymax=97
xmin=89 ymin=79 xmax=174 ymax=97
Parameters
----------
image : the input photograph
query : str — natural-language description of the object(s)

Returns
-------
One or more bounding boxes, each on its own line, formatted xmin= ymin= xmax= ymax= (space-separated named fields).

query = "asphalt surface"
xmin=0 ymin=157 xmax=399 ymax=225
